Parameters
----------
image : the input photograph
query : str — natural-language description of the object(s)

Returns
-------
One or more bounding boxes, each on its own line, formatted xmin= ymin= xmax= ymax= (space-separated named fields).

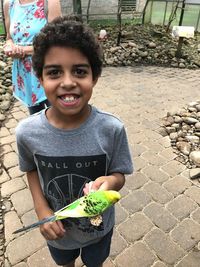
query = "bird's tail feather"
xmin=13 ymin=215 xmax=56 ymax=234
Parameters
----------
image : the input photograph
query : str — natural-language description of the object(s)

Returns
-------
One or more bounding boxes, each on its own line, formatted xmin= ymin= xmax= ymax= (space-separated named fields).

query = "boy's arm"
xmin=84 ymin=173 xmax=125 ymax=194
xmin=27 ymin=170 xmax=65 ymax=240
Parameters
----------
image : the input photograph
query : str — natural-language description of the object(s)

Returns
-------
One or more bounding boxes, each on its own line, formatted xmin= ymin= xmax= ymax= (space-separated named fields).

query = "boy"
xmin=16 ymin=16 xmax=133 ymax=267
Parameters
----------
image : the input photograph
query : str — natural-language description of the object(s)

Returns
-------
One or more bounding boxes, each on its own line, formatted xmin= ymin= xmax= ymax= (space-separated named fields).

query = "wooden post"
xmin=175 ymin=36 xmax=184 ymax=58
xmin=179 ymin=0 xmax=185 ymax=26
xmin=117 ymin=0 xmax=122 ymax=46
xmin=196 ymin=9 xmax=200 ymax=32
xmin=86 ymin=0 xmax=92 ymax=23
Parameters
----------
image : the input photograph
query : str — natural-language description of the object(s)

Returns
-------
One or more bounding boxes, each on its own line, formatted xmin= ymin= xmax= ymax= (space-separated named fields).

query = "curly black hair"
xmin=32 ymin=15 xmax=103 ymax=80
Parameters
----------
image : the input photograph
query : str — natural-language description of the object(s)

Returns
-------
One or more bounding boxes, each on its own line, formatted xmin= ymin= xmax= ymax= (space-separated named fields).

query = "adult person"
xmin=3 ymin=0 xmax=62 ymax=114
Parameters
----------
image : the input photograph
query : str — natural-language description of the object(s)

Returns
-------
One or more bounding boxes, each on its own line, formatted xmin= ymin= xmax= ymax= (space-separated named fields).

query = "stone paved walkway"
xmin=1 ymin=66 xmax=200 ymax=267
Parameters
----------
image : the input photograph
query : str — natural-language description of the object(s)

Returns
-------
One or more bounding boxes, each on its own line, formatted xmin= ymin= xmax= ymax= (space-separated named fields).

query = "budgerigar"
xmin=13 ymin=190 xmax=121 ymax=234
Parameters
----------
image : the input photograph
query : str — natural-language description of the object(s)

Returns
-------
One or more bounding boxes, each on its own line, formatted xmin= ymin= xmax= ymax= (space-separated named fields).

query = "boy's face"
xmin=40 ymin=46 xmax=97 ymax=126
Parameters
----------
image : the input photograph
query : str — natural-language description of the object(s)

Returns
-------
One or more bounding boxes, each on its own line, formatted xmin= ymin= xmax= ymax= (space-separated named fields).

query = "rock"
xmin=165 ymin=126 xmax=176 ymax=134
xmin=174 ymin=116 xmax=183 ymax=123
xmin=162 ymin=99 xmax=200 ymax=168
xmin=110 ymin=46 xmax=121 ymax=53
xmin=0 ymin=114 xmax=5 ymax=121
xmin=170 ymin=132 xmax=178 ymax=140
xmin=128 ymin=41 xmax=137 ymax=47
xmin=188 ymin=101 xmax=199 ymax=107
xmin=179 ymin=62 xmax=185 ymax=68
xmin=190 ymin=168 xmax=200 ymax=179
xmin=185 ymin=135 xmax=199 ymax=143
xmin=148 ymin=42 xmax=156 ymax=48
xmin=138 ymin=51 xmax=148 ymax=57
xmin=183 ymin=117 xmax=199 ymax=124
xmin=176 ymin=141 xmax=191 ymax=155
xmin=0 ymin=61 xmax=6 ymax=69
xmin=0 ymin=101 xmax=11 ymax=111
xmin=196 ymin=104 xmax=200 ymax=111
xmin=195 ymin=122 xmax=200 ymax=129
xmin=190 ymin=151 xmax=200 ymax=166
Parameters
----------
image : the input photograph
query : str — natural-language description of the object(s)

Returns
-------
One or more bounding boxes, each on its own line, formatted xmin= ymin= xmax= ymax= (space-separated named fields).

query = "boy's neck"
xmin=45 ymin=105 xmax=92 ymax=130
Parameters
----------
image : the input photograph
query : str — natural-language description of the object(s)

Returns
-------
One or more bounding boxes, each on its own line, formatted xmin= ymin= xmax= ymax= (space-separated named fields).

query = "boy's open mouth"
xmin=60 ymin=94 xmax=80 ymax=103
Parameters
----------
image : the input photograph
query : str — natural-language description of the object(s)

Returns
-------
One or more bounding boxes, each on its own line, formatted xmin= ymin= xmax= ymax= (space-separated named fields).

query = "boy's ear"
xmin=92 ymin=77 xmax=99 ymax=87
xmin=39 ymin=77 xmax=44 ymax=85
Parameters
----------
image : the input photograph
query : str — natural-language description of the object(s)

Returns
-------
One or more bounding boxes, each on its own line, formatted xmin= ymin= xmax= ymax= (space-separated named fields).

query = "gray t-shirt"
xmin=16 ymin=106 xmax=133 ymax=249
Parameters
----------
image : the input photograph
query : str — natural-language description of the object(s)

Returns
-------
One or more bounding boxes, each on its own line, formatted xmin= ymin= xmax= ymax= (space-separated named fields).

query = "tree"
xmin=73 ymin=0 xmax=82 ymax=15
xmin=166 ymin=0 xmax=182 ymax=32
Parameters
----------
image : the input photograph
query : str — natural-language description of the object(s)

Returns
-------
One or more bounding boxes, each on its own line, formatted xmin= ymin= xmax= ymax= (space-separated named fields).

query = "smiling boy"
xmin=15 ymin=16 xmax=133 ymax=267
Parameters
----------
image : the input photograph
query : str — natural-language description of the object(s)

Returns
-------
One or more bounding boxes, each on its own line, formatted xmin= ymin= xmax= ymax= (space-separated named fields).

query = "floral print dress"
xmin=9 ymin=0 xmax=47 ymax=107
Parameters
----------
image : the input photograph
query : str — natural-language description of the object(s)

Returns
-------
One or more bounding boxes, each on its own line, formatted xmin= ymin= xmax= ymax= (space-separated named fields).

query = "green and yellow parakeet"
xmin=13 ymin=190 xmax=121 ymax=234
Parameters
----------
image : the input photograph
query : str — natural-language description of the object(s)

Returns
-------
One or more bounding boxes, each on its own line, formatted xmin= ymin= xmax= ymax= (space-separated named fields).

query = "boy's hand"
xmin=92 ymin=178 xmax=110 ymax=191
xmin=83 ymin=181 xmax=95 ymax=195
xmin=83 ymin=173 xmax=125 ymax=194
xmin=38 ymin=209 xmax=66 ymax=240
xmin=83 ymin=178 xmax=112 ymax=195
xmin=40 ymin=220 xmax=66 ymax=240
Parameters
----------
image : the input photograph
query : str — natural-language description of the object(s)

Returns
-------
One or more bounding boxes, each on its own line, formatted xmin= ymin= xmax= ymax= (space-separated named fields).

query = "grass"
xmin=87 ymin=17 xmax=142 ymax=29
xmin=144 ymin=1 xmax=200 ymax=31
xmin=0 ymin=24 xmax=5 ymax=35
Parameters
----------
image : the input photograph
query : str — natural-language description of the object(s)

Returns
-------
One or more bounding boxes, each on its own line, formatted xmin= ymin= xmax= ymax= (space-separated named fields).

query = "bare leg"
xmin=62 ymin=261 xmax=75 ymax=267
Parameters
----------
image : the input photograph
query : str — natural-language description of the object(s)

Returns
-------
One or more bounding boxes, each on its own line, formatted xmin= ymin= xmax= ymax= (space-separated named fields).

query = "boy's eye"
xmin=73 ymin=68 xmax=88 ymax=77
xmin=46 ymin=69 xmax=62 ymax=78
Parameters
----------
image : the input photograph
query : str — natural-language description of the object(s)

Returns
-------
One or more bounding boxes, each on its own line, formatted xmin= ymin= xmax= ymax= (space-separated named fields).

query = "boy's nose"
xmin=61 ymin=74 xmax=76 ymax=88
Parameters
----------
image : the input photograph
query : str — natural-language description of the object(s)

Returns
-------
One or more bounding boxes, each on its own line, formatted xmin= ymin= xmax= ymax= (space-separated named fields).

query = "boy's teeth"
xmin=61 ymin=96 xmax=76 ymax=102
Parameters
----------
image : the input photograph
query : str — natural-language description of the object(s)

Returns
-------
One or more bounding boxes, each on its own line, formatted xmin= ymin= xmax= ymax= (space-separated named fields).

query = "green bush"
xmin=0 ymin=24 xmax=5 ymax=35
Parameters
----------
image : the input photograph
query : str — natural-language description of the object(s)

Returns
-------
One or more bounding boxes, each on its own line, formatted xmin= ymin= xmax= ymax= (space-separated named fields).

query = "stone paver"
xmin=0 ymin=169 xmax=10 ymax=184
xmin=110 ymin=229 xmax=128 ymax=258
xmin=8 ymin=166 xmax=24 ymax=179
xmin=0 ymin=127 xmax=10 ymax=138
xmin=2 ymin=66 xmax=200 ymax=266
xmin=143 ymin=202 xmax=178 ymax=232
xmin=185 ymin=186 xmax=200 ymax=205
xmin=3 ymin=151 xmax=18 ymax=170
xmin=125 ymin=172 xmax=148 ymax=190
xmin=10 ymin=189 xmax=34 ymax=216
xmin=144 ymin=228 xmax=184 ymax=265
xmin=171 ymin=218 xmax=200 ymax=250
xmin=1 ymin=178 xmax=26 ymax=198
xmin=26 ymin=247 xmax=58 ymax=267
xmin=167 ymin=195 xmax=198 ymax=220
xmin=143 ymin=181 xmax=173 ymax=204
xmin=4 ymin=211 xmax=23 ymax=243
xmin=6 ymin=229 xmax=46 ymax=265
xmin=1 ymin=135 xmax=16 ymax=146
xmin=120 ymin=190 xmax=151 ymax=214
xmin=117 ymin=212 xmax=153 ymax=242
xmin=163 ymin=175 xmax=192 ymax=196
xmin=175 ymin=251 xmax=200 ymax=267
xmin=142 ymin=165 xmax=169 ymax=183
xmin=115 ymin=242 xmax=156 ymax=267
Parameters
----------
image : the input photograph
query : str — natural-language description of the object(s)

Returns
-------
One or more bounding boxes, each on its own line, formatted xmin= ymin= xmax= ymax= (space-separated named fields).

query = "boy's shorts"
xmin=47 ymin=228 xmax=113 ymax=267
